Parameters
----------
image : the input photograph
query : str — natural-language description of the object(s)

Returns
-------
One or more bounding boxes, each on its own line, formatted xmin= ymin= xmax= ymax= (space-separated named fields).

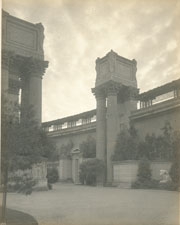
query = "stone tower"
xmin=92 ymin=50 xmax=138 ymax=184
xmin=2 ymin=10 xmax=48 ymax=124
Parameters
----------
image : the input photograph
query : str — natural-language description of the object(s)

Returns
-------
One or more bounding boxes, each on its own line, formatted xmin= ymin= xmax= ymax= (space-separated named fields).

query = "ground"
xmin=0 ymin=208 xmax=38 ymax=225
xmin=6 ymin=183 xmax=179 ymax=225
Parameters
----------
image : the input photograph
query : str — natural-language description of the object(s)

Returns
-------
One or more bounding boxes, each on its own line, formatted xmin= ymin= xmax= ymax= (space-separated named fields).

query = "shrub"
xmin=131 ymin=179 xmax=178 ymax=191
xmin=112 ymin=126 xmax=139 ymax=161
xmin=158 ymin=180 xmax=179 ymax=191
xmin=169 ymin=161 xmax=180 ymax=184
xmin=79 ymin=158 xmax=104 ymax=186
xmin=137 ymin=158 xmax=152 ymax=183
xmin=131 ymin=179 xmax=159 ymax=189
xmin=8 ymin=174 xmax=36 ymax=195
xmin=47 ymin=168 xmax=59 ymax=184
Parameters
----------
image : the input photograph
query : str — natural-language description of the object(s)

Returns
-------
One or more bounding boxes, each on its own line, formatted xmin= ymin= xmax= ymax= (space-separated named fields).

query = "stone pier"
xmin=92 ymin=50 xmax=138 ymax=185
xmin=2 ymin=10 xmax=48 ymax=124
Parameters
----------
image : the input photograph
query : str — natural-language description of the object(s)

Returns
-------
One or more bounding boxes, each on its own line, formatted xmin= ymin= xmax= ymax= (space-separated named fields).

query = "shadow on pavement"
xmin=0 ymin=208 xmax=38 ymax=225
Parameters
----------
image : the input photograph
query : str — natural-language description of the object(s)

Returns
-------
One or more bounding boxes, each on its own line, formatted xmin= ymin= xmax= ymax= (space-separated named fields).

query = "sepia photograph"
xmin=1 ymin=0 xmax=180 ymax=224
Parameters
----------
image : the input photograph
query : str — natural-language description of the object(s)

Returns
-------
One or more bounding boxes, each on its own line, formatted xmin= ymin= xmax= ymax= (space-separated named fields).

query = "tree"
xmin=79 ymin=159 xmax=104 ymax=185
xmin=112 ymin=125 xmax=139 ymax=161
xmin=59 ymin=140 xmax=73 ymax=159
xmin=137 ymin=133 xmax=157 ymax=160
xmin=1 ymin=96 xmax=56 ymax=223
xmin=137 ymin=123 xmax=175 ymax=161
xmin=80 ymin=136 xmax=96 ymax=158
xmin=169 ymin=130 xmax=180 ymax=187
xmin=137 ymin=158 xmax=152 ymax=183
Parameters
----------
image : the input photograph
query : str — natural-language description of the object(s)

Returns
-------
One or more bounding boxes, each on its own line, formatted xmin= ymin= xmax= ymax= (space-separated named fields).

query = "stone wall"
xmin=113 ymin=160 xmax=171 ymax=186
xmin=52 ymin=129 xmax=96 ymax=155
xmin=131 ymin=99 xmax=180 ymax=138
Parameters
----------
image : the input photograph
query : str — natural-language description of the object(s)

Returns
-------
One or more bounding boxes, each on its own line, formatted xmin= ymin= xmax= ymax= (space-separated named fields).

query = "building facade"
xmin=42 ymin=51 xmax=180 ymax=185
xmin=2 ymin=11 xmax=180 ymax=186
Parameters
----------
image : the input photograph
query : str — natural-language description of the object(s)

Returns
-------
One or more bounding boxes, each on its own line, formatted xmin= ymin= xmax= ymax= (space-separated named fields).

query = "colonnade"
xmin=2 ymin=50 xmax=48 ymax=124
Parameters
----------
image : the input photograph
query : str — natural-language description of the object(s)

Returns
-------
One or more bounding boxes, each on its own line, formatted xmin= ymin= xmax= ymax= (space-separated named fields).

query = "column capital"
xmin=118 ymin=86 xmax=139 ymax=103
xmin=105 ymin=82 xmax=120 ymax=96
xmin=92 ymin=87 xmax=106 ymax=99
xmin=12 ymin=56 xmax=49 ymax=78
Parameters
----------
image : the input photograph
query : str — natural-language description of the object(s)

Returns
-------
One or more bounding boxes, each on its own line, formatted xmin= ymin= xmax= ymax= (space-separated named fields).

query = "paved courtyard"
xmin=6 ymin=183 xmax=179 ymax=225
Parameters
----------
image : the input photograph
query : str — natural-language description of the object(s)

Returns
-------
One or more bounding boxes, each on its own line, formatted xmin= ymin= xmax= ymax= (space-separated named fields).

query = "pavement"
xmin=5 ymin=183 xmax=180 ymax=225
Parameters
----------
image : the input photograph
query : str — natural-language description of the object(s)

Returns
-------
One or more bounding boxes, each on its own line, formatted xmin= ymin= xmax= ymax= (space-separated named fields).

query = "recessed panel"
xmin=6 ymin=21 xmax=37 ymax=50
xmin=116 ymin=60 xmax=132 ymax=80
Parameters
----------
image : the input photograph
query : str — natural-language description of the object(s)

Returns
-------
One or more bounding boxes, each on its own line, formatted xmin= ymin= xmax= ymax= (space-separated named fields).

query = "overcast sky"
xmin=3 ymin=0 xmax=180 ymax=122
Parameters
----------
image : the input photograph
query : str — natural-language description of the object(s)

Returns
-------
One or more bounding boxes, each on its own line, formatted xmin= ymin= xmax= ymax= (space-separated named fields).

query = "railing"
xmin=137 ymin=90 xmax=179 ymax=110
xmin=43 ymin=115 xmax=96 ymax=132
xmin=43 ymin=84 xmax=180 ymax=132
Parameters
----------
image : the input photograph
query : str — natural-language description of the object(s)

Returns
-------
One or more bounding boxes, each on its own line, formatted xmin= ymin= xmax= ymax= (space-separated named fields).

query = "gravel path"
xmin=6 ymin=183 xmax=179 ymax=225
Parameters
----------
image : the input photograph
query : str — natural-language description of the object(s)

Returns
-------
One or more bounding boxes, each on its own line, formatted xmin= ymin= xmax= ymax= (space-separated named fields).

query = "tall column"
xmin=29 ymin=74 xmax=42 ymax=124
xmin=1 ymin=50 xmax=10 ymax=94
xmin=1 ymin=51 xmax=10 ymax=187
xmin=20 ymin=57 xmax=48 ymax=125
xmin=95 ymin=89 xmax=106 ymax=184
xmin=106 ymin=87 xmax=118 ymax=185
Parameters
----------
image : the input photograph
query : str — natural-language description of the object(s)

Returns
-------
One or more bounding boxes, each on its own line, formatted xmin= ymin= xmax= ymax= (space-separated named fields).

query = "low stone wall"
xmin=113 ymin=160 xmax=171 ymax=186
xmin=8 ymin=162 xmax=48 ymax=191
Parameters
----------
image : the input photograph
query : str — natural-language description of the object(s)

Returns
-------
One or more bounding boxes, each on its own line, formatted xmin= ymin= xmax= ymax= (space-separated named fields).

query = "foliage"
xmin=137 ymin=158 xmax=152 ymax=183
xmin=112 ymin=125 xmax=139 ymax=161
xmin=137 ymin=122 xmax=174 ymax=161
xmin=46 ymin=168 xmax=59 ymax=184
xmin=113 ymin=122 xmax=179 ymax=161
xmin=131 ymin=158 xmax=153 ymax=190
xmin=131 ymin=179 xmax=159 ymax=189
xmin=80 ymin=136 xmax=96 ymax=158
xmin=1 ymin=95 xmax=57 ymax=192
xmin=169 ymin=161 xmax=180 ymax=186
xmin=158 ymin=181 xmax=179 ymax=191
xmin=8 ymin=172 xmax=37 ymax=195
xmin=59 ymin=140 xmax=73 ymax=159
xmin=131 ymin=157 xmax=179 ymax=191
xmin=79 ymin=158 xmax=104 ymax=185
xmin=132 ymin=179 xmax=178 ymax=191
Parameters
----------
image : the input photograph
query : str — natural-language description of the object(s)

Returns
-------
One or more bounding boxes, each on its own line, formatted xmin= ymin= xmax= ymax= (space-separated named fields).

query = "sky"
xmin=3 ymin=0 xmax=180 ymax=122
